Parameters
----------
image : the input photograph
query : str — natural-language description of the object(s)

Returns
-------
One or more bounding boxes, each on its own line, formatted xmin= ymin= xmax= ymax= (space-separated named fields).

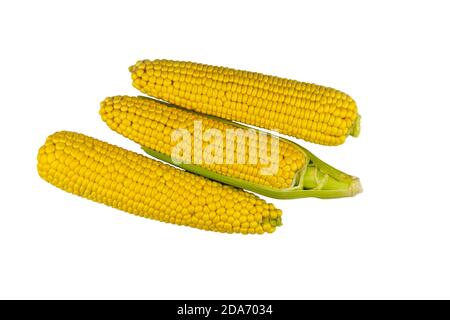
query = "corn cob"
xmin=129 ymin=59 xmax=360 ymax=146
xmin=100 ymin=96 xmax=362 ymax=199
xmin=37 ymin=131 xmax=282 ymax=234
xmin=100 ymin=96 xmax=306 ymax=190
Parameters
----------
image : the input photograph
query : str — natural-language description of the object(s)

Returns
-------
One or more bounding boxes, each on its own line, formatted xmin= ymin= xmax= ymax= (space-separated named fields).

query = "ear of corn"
xmin=100 ymin=96 xmax=362 ymax=199
xmin=37 ymin=131 xmax=282 ymax=234
xmin=129 ymin=59 xmax=360 ymax=146
xmin=100 ymin=96 xmax=306 ymax=190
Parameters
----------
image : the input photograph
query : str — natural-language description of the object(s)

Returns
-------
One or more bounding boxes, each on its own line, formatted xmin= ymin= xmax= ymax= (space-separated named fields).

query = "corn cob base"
xmin=142 ymin=145 xmax=362 ymax=199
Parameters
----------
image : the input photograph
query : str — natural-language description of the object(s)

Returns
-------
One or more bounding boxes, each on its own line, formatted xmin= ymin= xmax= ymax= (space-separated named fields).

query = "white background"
xmin=1 ymin=0 xmax=449 ymax=299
